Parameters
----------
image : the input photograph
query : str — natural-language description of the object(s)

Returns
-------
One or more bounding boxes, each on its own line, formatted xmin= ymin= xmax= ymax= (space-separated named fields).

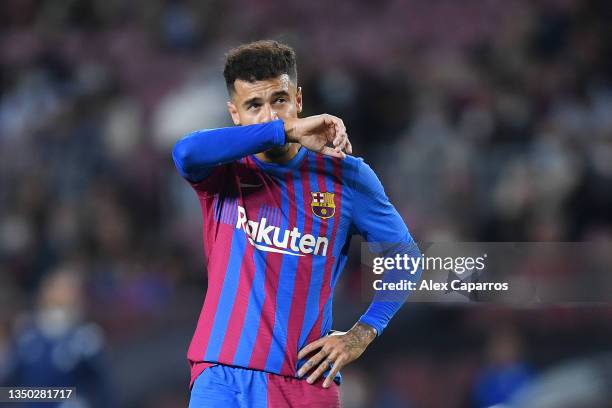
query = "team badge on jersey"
xmin=311 ymin=192 xmax=335 ymax=219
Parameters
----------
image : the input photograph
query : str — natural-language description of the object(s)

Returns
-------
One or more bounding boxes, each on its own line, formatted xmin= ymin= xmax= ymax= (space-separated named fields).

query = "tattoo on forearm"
xmin=347 ymin=323 xmax=376 ymax=351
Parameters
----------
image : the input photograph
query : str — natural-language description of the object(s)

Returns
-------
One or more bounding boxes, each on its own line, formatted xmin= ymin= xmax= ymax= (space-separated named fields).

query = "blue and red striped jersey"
xmin=173 ymin=120 xmax=417 ymax=387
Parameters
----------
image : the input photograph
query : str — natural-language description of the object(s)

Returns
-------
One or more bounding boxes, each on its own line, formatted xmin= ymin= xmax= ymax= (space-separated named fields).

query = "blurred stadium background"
xmin=1 ymin=0 xmax=612 ymax=407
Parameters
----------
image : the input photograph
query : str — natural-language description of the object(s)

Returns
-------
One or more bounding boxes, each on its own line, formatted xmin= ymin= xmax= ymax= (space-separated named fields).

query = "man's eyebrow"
xmin=271 ymin=90 xmax=290 ymax=99
xmin=242 ymin=97 xmax=262 ymax=108
xmin=242 ymin=91 xmax=290 ymax=108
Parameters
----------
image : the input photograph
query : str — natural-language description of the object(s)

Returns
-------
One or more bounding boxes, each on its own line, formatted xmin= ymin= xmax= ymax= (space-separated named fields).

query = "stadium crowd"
xmin=1 ymin=0 xmax=611 ymax=407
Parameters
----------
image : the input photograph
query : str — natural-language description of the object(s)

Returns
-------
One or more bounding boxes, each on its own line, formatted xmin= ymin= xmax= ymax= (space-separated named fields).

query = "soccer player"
xmin=173 ymin=40 xmax=419 ymax=407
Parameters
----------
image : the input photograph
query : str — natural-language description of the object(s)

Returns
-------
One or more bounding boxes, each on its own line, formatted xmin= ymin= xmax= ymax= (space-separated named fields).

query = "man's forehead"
xmin=233 ymin=74 xmax=295 ymax=98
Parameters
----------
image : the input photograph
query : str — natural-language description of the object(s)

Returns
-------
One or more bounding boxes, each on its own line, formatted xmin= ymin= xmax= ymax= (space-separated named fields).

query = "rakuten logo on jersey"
xmin=236 ymin=205 xmax=328 ymax=257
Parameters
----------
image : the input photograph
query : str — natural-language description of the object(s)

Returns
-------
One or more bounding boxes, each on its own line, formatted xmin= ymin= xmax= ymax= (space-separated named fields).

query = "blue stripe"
xmin=264 ymin=205 xmax=271 ymax=223
xmin=230 ymin=198 xmax=237 ymax=224
xmin=231 ymin=198 xmax=238 ymax=225
xmin=233 ymin=209 xmax=269 ymax=367
xmin=271 ymin=207 xmax=278 ymax=227
xmin=298 ymin=153 xmax=325 ymax=348
xmin=204 ymin=230 xmax=248 ymax=361
xmin=213 ymin=195 xmax=220 ymax=222
xmin=227 ymin=198 xmax=234 ymax=224
xmin=246 ymin=368 xmax=270 ymax=408
xmin=265 ymin=172 xmax=299 ymax=372
xmin=319 ymin=157 xmax=339 ymax=337
xmin=331 ymin=159 xmax=352 ymax=287
xmin=320 ymin=294 xmax=333 ymax=336
xmin=222 ymin=199 xmax=228 ymax=224
xmin=227 ymin=198 xmax=233 ymax=225
xmin=293 ymin=167 xmax=305 ymax=246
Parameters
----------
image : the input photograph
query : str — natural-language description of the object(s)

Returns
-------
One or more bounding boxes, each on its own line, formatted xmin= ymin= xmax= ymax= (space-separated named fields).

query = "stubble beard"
xmin=262 ymin=143 xmax=291 ymax=160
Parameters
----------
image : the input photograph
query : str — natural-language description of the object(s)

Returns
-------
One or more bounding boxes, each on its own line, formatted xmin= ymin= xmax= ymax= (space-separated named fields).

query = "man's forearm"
xmin=347 ymin=322 xmax=377 ymax=346
xmin=172 ymin=119 xmax=286 ymax=182
xmin=358 ymin=241 xmax=423 ymax=335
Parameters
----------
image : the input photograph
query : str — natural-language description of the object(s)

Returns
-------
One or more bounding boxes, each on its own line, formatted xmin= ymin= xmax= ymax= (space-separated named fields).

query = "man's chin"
xmin=263 ymin=144 xmax=290 ymax=159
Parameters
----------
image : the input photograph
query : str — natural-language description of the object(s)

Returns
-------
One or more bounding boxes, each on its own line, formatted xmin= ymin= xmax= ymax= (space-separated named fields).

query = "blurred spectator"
xmin=510 ymin=354 xmax=612 ymax=408
xmin=472 ymin=326 xmax=534 ymax=408
xmin=2 ymin=263 xmax=113 ymax=408
xmin=1 ymin=0 xmax=611 ymax=406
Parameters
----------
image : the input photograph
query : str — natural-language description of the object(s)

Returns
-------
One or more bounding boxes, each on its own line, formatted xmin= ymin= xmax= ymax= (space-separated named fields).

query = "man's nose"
xmin=260 ymin=104 xmax=277 ymax=122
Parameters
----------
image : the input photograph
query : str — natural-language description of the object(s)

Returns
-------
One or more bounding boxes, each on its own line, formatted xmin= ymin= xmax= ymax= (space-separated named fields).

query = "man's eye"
xmin=274 ymin=98 xmax=286 ymax=103
xmin=248 ymin=104 xmax=261 ymax=110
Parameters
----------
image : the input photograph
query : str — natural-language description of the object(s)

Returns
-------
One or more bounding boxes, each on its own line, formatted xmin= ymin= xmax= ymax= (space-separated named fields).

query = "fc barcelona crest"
xmin=311 ymin=192 xmax=335 ymax=219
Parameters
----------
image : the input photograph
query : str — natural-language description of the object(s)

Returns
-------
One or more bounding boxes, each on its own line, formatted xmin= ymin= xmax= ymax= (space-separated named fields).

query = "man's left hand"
xmin=297 ymin=322 xmax=377 ymax=388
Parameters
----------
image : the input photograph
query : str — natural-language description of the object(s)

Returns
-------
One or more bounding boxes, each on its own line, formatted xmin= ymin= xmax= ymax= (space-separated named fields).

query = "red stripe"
xmin=267 ymin=373 xmax=340 ymax=407
xmin=187 ymin=194 xmax=236 ymax=364
xmin=280 ymin=159 xmax=317 ymax=374
xmin=249 ymin=171 xmax=295 ymax=368
xmin=306 ymin=156 xmax=343 ymax=344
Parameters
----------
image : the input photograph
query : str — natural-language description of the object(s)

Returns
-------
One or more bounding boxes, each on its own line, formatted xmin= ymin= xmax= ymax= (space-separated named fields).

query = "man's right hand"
xmin=281 ymin=114 xmax=352 ymax=159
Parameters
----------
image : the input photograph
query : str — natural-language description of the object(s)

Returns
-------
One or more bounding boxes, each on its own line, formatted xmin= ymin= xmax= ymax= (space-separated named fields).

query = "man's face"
xmin=227 ymin=74 xmax=302 ymax=126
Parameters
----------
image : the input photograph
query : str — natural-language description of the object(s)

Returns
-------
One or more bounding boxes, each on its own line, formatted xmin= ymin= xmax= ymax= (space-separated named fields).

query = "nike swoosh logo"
xmin=239 ymin=182 xmax=263 ymax=188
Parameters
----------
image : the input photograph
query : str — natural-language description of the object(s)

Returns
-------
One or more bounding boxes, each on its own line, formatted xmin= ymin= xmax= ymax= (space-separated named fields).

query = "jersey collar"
xmin=250 ymin=146 xmax=307 ymax=172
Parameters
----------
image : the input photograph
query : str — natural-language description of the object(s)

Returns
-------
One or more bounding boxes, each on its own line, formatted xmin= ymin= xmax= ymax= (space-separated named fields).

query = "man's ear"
xmin=227 ymin=101 xmax=241 ymax=125
xmin=296 ymin=86 xmax=303 ymax=114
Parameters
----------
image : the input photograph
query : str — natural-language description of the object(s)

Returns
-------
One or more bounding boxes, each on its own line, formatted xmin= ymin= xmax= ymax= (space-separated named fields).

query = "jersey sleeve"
xmin=350 ymin=158 xmax=422 ymax=336
xmin=172 ymin=119 xmax=286 ymax=183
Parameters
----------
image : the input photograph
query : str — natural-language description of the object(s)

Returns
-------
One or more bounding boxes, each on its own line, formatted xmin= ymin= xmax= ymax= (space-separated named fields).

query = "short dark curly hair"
xmin=223 ymin=40 xmax=298 ymax=96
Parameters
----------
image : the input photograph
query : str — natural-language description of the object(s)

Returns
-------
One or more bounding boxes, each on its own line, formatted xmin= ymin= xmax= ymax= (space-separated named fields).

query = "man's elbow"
xmin=172 ymin=134 xmax=213 ymax=182
xmin=172 ymin=138 xmax=192 ymax=172
xmin=173 ymin=135 xmax=207 ymax=180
